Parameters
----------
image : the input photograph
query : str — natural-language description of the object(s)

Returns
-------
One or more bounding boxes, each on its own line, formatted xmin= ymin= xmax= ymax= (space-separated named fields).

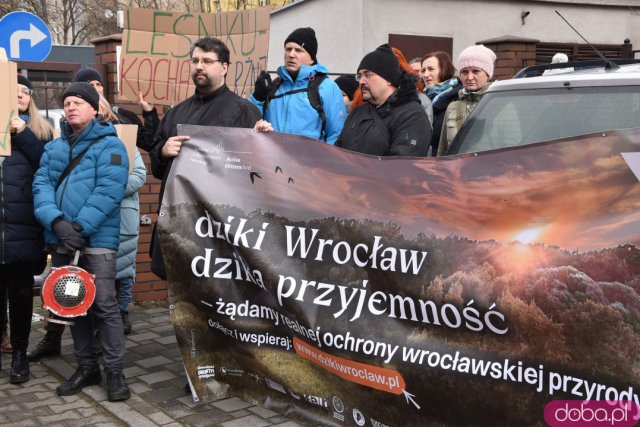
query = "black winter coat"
xmin=335 ymin=72 xmax=430 ymax=157
xmin=149 ymin=85 xmax=262 ymax=279
xmin=2 ymin=127 xmax=47 ymax=270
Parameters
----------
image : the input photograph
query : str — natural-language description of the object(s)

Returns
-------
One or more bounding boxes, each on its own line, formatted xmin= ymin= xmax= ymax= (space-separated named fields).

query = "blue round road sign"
xmin=0 ymin=11 xmax=52 ymax=62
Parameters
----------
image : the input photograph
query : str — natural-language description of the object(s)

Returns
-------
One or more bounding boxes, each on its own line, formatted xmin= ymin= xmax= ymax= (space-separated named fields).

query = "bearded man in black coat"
xmin=336 ymin=44 xmax=430 ymax=157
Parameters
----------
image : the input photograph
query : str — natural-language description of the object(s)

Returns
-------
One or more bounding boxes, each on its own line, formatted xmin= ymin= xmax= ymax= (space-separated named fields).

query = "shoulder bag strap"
xmin=55 ymin=137 xmax=104 ymax=192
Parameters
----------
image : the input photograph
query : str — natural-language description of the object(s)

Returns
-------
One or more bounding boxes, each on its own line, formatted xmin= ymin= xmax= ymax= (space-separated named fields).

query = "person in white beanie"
xmin=437 ymin=44 xmax=496 ymax=156
xmin=542 ymin=52 xmax=574 ymax=76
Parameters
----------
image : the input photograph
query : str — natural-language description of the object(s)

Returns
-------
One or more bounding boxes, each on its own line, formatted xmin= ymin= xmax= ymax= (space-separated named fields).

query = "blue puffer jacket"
xmin=116 ymin=148 xmax=145 ymax=279
xmin=33 ymin=119 xmax=129 ymax=250
xmin=250 ymin=63 xmax=347 ymax=144
xmin=1 ymin=126 xmax=47 ymax=266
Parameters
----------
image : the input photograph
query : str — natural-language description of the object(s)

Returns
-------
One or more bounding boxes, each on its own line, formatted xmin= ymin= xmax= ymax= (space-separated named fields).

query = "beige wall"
xmin=268 ymin=0 xmax=363 ymax=73
xmin=268 ymin=0 xmax=640 ymax=74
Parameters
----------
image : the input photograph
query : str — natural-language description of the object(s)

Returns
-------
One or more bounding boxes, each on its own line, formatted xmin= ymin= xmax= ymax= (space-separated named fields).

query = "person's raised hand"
xmin=138 ymin=91 xmax=154 ymax=112
xmin=252 ymin=71 xmax=274 ymax=102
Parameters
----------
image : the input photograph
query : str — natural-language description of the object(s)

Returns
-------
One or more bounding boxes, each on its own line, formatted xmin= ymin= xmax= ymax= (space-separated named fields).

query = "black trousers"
xmin=51 ymin=252 xmax=124 ymax=371
xmin=0 ymin=262 xmax=34 ymax=352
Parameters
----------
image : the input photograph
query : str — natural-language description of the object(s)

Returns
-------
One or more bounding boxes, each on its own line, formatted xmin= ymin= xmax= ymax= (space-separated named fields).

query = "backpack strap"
xmin=263 ymin=73 xmax=329 ymax=141
xmin=55 ymin=137 xmax=104 ymax=192
xmin=306 ymin=73 xmax=328 ymax=141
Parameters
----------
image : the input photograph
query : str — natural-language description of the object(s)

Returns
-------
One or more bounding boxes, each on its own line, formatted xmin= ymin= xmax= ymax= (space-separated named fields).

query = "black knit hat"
xmin=73 ymin=67 xmax=103 ymax=85
xmin=17 ymin=74 xmax=32 ymax=90
xmin=358 ymin=44 xmax=401 ymax=87
xmin=284 ymin=27 xmax=318 ymax=63
xmin=62 ymin=82 xmax=100 ymax=112
xmin=335 ymin=75 xmax=358 ymax=100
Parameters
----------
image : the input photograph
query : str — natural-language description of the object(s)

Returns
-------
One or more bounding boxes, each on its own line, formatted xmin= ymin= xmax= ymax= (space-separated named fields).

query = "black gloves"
xmin=52 ymin=218 xmax=85 ymax=251
xmin=253 ymin=71 xmax=274 ymax=102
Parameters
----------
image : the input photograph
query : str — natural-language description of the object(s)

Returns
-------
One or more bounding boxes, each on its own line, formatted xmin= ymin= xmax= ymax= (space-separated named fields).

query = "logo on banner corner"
xmin=196 ymin=365 xmax=215 ymax=379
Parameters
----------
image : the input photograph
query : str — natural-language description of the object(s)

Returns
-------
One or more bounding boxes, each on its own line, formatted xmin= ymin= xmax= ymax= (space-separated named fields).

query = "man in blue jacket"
xmin=33 ymin=82 xmax=130 ymax=401
xmin=251 ymin=27 xmax=346 ymax=143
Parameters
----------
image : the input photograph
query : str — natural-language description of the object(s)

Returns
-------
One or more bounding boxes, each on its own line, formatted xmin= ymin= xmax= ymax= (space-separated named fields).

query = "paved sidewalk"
xmin=0 ymin=300 xmax=303 ymax=427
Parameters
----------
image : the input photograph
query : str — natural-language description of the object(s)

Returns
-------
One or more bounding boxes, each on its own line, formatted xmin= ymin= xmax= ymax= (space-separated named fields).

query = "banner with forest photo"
xmin=158 ymin=125 xmax=640 ymax=427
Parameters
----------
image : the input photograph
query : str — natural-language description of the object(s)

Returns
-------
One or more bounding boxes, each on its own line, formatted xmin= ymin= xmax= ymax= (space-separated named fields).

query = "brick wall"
xmin=91 ymin=34 xmax=168 ymax=302
xmin=478 ymin=36 xmax=539 ymax=81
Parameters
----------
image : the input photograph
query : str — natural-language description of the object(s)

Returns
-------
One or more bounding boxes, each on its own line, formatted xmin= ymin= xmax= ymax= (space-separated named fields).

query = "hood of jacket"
xmin=277 ymin=62 xmax=330 ymax=84
xmin=387 ymin=71 xmax=420 ymax=108
xmin=61 ymin=117 xmax=118 ymax=152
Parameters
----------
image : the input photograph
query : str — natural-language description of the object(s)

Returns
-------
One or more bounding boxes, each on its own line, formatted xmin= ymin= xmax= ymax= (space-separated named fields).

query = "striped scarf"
xmin=425 ymin=77 xmax=460 ymax=104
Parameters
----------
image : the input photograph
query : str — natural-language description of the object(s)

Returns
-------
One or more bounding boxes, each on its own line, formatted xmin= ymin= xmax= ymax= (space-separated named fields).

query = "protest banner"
xmin=114 ymin=124 xmax=137 ymax=173
xmin=158 ymin=126 xmax=640 ymax=426
xmin=0 ymin=48 xmax=17 ymax=156
xmin=119 ymin=7 xmax=269 ymax=106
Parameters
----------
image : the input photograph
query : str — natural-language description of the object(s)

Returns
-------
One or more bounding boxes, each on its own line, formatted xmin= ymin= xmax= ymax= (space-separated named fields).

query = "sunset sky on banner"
xmin=171 ymin=126 xmax=640 ymax=252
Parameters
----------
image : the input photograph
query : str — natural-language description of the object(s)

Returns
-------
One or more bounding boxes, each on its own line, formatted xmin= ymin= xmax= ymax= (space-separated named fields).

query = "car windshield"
xmin=449 ymin=86 xmax=640 ymax=155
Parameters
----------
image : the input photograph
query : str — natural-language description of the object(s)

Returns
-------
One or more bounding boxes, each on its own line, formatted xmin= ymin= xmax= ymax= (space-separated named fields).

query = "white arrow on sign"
xmin=9 ymin=23 xmax=47 ymax=58
xmin=402 ymin=389 xmax=421 ymax=410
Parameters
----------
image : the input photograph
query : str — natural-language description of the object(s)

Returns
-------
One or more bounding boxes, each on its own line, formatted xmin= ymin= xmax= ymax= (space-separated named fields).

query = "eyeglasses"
xmin=18 ymin=88 xmax=33 ymax=96
xmin=355 ymin=71 xmax=377 ymax=82
xmin=190 ymin=58 xmax=224 ymax=66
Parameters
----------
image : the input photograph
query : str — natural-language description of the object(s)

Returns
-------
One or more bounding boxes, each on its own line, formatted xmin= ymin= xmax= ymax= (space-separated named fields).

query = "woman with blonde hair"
xmin=18 ymin=77 xmax=53 ymax=141
xmin=98 ymin=95 xmax=119 ymax=123
xmin=1 ymin=74 xmax=51 ymax=384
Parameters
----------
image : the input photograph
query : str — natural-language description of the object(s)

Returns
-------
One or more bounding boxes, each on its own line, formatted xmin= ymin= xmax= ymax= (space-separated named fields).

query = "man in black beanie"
xmin=250 ymin=27 xmax=346 ymax=144
xmin=335 ymin=44 xmax=430 ymax=157
xmin=73 ymin=66 xmax=159 ymax=152
xmin=62 ymin=82 xmax=100 ymax=112
xmin=33 ymin=80 xmax=131 ymax=401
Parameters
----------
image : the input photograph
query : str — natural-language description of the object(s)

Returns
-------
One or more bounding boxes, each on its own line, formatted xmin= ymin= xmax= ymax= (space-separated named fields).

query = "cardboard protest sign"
xmin=0 ymin=48 xmax=17 ymax=156
xmin=120 ymin=7 xmax=269 ymax=106
xmin=158 ymin=126 xmax=640 ymax=426
xmin=114 ymin=124 xmax=137 ymax=173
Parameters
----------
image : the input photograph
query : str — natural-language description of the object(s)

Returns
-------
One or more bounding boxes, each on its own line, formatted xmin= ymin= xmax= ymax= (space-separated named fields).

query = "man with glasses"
xmin=335 ymin=44 xmax=430 ymax=156
xmin=149 ymin=36 xmax=261 ymax=280
xmin=251 ymin=27 xmax=346 ymax=143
